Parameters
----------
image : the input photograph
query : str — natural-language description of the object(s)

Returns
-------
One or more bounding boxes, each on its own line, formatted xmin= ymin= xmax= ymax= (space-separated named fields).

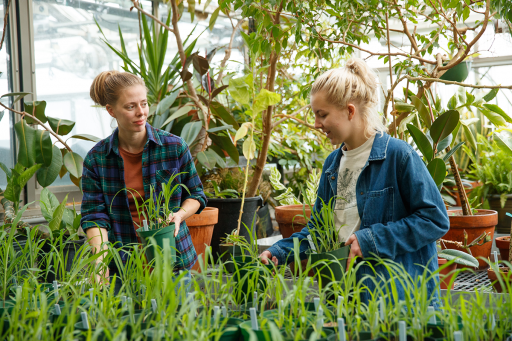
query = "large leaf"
xmin=181 ymin=121 xmax=203 ymax=147
xmin=156 ymin=91 xmax=179 ymax=117
xmin=37 ymin=145 xmax=63 ymax=187
xmin=443 ymin=142 xmax=465 ymax=162
xmin=210 ymin=101 xmax=239 ymax=129
xmin=1 ymin=92 xmax=31 ymax=103
xmin=436 ymin=134 xmax=453 ymax=151
xmin=411 ymin=95 xmax=432 ymax=128
xmin=483 ymin=104 xmax=512 ymax=123
xmin=494 ymin=130 xmax=512 ymax=156
xmin=253 ymin=89 xmax=281 ymax=113
xmin=35 ymin=130 xmax=53 ymax=167
xmin=481 ymin=109 xmax=507 ymax=127
xmin=49 ymin=194 xmax=68 ymax=232
xmin=207 ymin=125 xmax=232 ymax=133
xmin=426 ymin=158 xmax=446 ymax=187
xmin=4 ymin=164 xmax=43 ymax=203
xmin=462 ymin=124 xmax=477 ymax=150
xmin=0 ymin=162 xmax=12 ymax=180
xmin=24 ymin=101 xmax=47 ymax=124
xmin=483 ymin=88 xmax=499 ymax=102
xmin=438 ymin=249 xmax=479 ymax=268
xmin=14 ymin=119 xmax=37 ymax=167
xmin=243 ymin=137 xmax=256 ymax=160
xmin=407 ymin=124 xmax=433 ymax=161
xmin=228 ymin=77 xmax=251 ymax=105
xmin=160 ymin=105 xmax=194 ymax=129
xmin=196 ymin=150 xmax=217 ymax=170
xmin=39 ymin=187 xmax=60 ymax=222
xmin=209 ymin=7 xmax=221 ymax=30
xmin=69 ymin=134 xmax=101 ymax=143
xmin=63 ymin=152 xmax=83 ymax=179
xmin=430 ymin=110 xmax=459 ymax=148
xmin=209 ymin=134 xmax=239 ymax=164
xmin=192 ymin=55 xmax=209 ymax=76
xmin=47 ymin=116 xmax=76 ymax=136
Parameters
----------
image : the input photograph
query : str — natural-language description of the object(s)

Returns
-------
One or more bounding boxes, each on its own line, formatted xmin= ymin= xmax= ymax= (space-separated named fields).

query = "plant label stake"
xmin=81 ymin=312 xmax=89 ymax=329
xmin=314 ymin=297 xmax=320 ymax=312
xmin=121 ymin=296 xmax=127 ymax=311
xmin=53 ymin=281 xmax=59 ymax=299
xmin=221 ymin=306 xmax=227 ymax=318
xmin=143 ymin=220 xmax=149 ymax=232
xmin=337 ymin=318 xmax=346 ymax=341
xmin=337 ymin=296 xmax=344 ymax=319
xmin=54 ymin=304 xmax=61 ymax=316
xmin=307 ymin=235 xmax=317 ymax=253
xmin=453 ymin=331 xmax=463 ymax=341
xmin=12 ymin=278 xmax=17 ymax=287
xmin=398 ymin=321 xmax=406 ymax=341
xmin=491 ymin=314 xmax=496 ymax=330
xmin=494 ymin=251 xmax=499 ymax=265
xmin=214 ymin=306 xmax=220 ymax=322
xmin=16 ymin=286 xmax=22 ymax=300
xmin=427 ymin=306 xmax=436 ymax=324
xmin=379 ymin=297 xmax=385 ymax=321
xmin=151 ymin=299 xmax=157 ymax=314
xmin=279 ymin=300 xmax=284 ymax=316
xmin=141 ymin=285 xmax=146 ymax=299
xmin=249 ymin=307 xmax=258 ymax=330
xmin=253 ymin=292 xmax=258 ymax=311
xmin=89 ymin=288 xmax=96 ymax=304
xmin=317 ymin=307 xmax=324 ymax=330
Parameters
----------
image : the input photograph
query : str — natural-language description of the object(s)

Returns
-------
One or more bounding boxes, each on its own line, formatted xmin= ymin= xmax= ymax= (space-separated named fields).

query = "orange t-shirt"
xmin=119 ymin=147 xmax=145 ymax=229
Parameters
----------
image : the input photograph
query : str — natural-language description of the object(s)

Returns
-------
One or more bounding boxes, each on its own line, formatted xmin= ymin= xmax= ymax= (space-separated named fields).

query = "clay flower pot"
xmin=444 ymin=210 xmax=498 ymax=269
xmin=275 ymin=205 xmax=311 ymax=239
xmin=495 ymin=236 xmax=510 ymax=262
xmin=487 ymin=267 xmax=511 ymax=293
xmin=438 ymin=258 xmax=458 ymax=290
xmin=186 ymin=207 xmax=218 ymax=272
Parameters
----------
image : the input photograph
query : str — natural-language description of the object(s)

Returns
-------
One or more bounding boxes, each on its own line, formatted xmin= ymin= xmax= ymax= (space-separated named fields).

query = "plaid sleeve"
xmin=178 ymin=138 xmax=207 ymax=214
xmin=80 ymin=153 xmax=112 ymax=232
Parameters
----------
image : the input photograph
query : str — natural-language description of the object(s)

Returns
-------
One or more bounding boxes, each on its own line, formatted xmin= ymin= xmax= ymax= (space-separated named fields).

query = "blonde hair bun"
xmin=90 ymin=71 xmax=145 ymax=107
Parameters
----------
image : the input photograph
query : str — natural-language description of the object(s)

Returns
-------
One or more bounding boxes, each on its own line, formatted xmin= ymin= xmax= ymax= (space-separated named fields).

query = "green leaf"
xmin=430 ymin=109 xmax=459 ymax=147
xmin=24 ymin=101 xmax=48 ymax=124
xmin=1 ymin=92 xmax=31 ymax=103
xmin=47 ymin=116 xmax=76 ymax=136
xmin=181 ymin=121 xmax=203 ymax=147
xmin=68 ymin=134 xmax=102 ymax=143
xmin=462 ymin=124 xmax=477 ymax=150
xmin=483 ymin=88 xmax=499 ymax=102
xmin=411 ymin=95 xmax=432 ymax=128
xmin=34 ymin=130 xmax=53 ymax=167
xmin=207 ymin=125 xmax=232 ymax=133
xmin=18 ymin=164 xmax=43 ymax=190
xmin=438 ymin=249 xmax=479 ymax=267
xmin=14 ymin=119 xmax=37 ymax=167
xmin=156 ymin=91 xmax=180 ymax=116
xmin=37 ymin=145 xmax=63 ymax=188
xmin=197 ymin=150 xmax=217 ymax=170
xmin=426 ymin=158 xmax=447 ymax=187
xmin=209 ymin=134 xmax=239 ymax=164
xmin=407 ymin=124 xmax=433 ymax=161
xmin=494 ymin=130 xmax=512 ymax=156
xmin=192 ymin=55 xmax=209 ymax=76
xmin=483 ymin=104 xmax=512 ymax=123
xmin=0 ymin=162 xmax=12 ymax=180
xmin=447 ymin=95 xmax=457 ymax=110
xmin=228 ymin=77 xmax=251 ymax=105
xmin=39 ymin=187 xmax=60 ymax=221
xmin=243 ymin=137 xmax=256 ymax=160
xmin=210 ymin=101 xmax=239 ymax=129
xmin=49 ymin=194 xmax=68 ymax=232
xmin=253 ymin=89 xmax=281 ymax=113
xmin=63 ymin=152 xmax=83 ymax=179
xmin=481 ymin=108 xmax=507 ymax=127
xmin=443 ymin=141 xmax=465 ymax=162
xmin=160 ymin=105 xmax=194 ymax=129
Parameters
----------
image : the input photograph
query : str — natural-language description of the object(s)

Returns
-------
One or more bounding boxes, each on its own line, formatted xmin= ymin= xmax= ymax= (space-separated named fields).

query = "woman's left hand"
xmin=345 ymin=234 xmax=363 ymax=269
xmin=167 ymin=214 xmax=182 ymax=237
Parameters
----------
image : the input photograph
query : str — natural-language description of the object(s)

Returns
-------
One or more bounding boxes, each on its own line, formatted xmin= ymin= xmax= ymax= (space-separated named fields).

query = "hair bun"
xmin=345 ymin=59 xmax=360 ymax=75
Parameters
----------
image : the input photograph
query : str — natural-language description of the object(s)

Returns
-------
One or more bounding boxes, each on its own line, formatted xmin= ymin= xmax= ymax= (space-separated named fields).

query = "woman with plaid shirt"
xmin=81 ymin=71 xmax=207 ymax=286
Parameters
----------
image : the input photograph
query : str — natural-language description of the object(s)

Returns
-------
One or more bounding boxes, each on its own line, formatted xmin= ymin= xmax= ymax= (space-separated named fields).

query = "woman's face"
xmin=311 ymin=90 xmax=356 ymax=146
xmin=106 ymin=85 xmax=148 ymax=134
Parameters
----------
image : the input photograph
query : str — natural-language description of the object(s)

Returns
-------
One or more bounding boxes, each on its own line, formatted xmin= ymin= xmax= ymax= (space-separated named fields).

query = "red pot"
xmin=495 ymin=236 xmax=510 ymax=263
xmin=186 ymin=207 xmax=218 ymax=272
xmin=438 ymin=258 xmax=457 ymax=290
xmin=444 ymin=210 xmax=498 ymax=269
xmin=275 ymin=205 xmax=311 ymax=239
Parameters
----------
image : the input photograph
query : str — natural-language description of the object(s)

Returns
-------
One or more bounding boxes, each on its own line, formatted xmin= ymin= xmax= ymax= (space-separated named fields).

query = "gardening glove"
xmin=259 ymin=250 xmax=278 ymax=266
xmin=345 ymin=234 xmax=363 ymax=270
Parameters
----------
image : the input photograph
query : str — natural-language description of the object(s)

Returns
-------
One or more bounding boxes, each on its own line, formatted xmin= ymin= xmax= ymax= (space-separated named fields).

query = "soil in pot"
xmin=438 ymin=258 xmax=458 ymax=290
xmin=444 ymin=209 xmax=498 ymax=269
xmin=495 ymin=236 xmax=510 ymax=262
xmin=136 ymin=224 xmax=176 ymax=263
xmin=39 ymin=236 xmax=86 ymax=283
xmin=186 ymin=207 xmax=218 ymax=272
xmin=275 ymin=205 xmax=311 ymax=239
xmin=487 ymin=267 xmax=512 ymax=293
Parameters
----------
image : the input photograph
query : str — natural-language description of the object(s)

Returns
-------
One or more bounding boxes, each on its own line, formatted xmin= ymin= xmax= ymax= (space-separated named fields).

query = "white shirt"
xmin=334 ymin=135 xmax=375 ymax=243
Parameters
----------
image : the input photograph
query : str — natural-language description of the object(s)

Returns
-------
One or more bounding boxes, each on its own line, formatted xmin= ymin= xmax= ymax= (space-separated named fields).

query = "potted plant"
xmin=436 ymin=248 xmax=479 ymax=289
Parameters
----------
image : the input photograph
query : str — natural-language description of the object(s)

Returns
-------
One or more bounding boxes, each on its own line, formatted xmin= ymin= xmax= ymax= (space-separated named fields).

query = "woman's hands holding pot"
xmin=345 ymin=234 xmax=363 ymax=269
xmin=259 ymin=250 xmax=278 ymax=266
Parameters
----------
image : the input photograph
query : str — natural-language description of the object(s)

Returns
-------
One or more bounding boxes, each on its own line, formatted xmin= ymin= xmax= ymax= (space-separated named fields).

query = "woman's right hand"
xmin=259 ymin=250 xmax=278 ymax=266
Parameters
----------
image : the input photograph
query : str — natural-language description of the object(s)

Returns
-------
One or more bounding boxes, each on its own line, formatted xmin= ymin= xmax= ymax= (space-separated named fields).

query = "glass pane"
xmin=0 ymin=1 xmax=14 ymax=190
xmin=33 ymin=0 xmax=151 ymax=187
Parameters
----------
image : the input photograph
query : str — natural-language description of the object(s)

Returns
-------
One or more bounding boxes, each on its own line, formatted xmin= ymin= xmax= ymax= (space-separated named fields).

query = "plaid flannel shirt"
xmin=80 ymin=123 xmax=207 ymax=271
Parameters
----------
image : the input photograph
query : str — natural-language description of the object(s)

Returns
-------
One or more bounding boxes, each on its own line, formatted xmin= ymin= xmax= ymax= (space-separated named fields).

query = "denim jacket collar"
xmin=107 ymin=122 xmax=162 ymax=156
xmin=325 ymin=132 xmax=391 ymax=176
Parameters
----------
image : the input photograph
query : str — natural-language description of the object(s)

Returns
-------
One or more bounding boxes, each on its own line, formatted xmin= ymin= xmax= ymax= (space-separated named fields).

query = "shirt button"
xmin=331 ymin=176 xmax=335 ymax=180
xmin=360 ymin=192 xmax=364 ymax=195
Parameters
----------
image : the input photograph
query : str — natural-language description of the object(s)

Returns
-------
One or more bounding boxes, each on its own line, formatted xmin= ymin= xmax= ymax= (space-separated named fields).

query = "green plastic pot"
xmin=439 ymin=61 xmax=470 ymax=83
xmin=198 ymin=317 xmax=244 ymax=341
xmin=284 ymin=327 xmax=335 ymax=341
xmin=74 ymin=321 xmax=133 ymax=341
xmin=240 ymin=320 xmax=282 ymax=341
xmin=136 ymin=224 xmax=176 ymax=263
xmin=426 ymin=315 xmax=463 ymax=339
xmin=307 ymin=246 xmax=350 ymax=288
xmin=120 ymin=311 xmax=154 ymax=330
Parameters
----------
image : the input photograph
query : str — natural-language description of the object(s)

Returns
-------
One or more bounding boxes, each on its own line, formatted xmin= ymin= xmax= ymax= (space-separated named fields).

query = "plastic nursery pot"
xmin=237 ymin=265 xmax=271 ymax=302
xmin=444 ymin=209 xmax=498 ymax=269
xmin=284 ymin=327 xmax=335 ymax=341
xmin=439 ymin=61 xmax=470 ymax=82
xmin=275 ymin=204 xmax=312 ymax=239
xmin=198 ymin=317 xmax=244 ymax=341
xmin=136 ymin=223 xmax=176 ymax=263
xmin=495 ymin=236 xmax=510 ymax=262
xmin=120 ymin=311 xmax=154 ymax=330
xmin=307 ymin=246 xmax=350 ymax=288
xmin=438 ymin=258 xmax=458 ymax=290
xmin=487 ymin=266 xmax=512 ymax=293
xmin=74 ymin=321 xmax=133 ymax=341
xmin=240 ymin=320 xmax=282 ymax=341
xmin=40 ymin=236 xmax=87 ymax=283
xmin=426 ymin=317 xmax=463 ymax=339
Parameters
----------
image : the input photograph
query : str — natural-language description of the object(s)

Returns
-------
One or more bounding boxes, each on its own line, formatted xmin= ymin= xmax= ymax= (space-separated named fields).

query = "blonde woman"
xmin=260 ymin=58 xmax=449 ymax=304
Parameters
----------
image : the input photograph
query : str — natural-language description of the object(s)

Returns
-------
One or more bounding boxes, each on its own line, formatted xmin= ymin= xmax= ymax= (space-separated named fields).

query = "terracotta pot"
xmin=275 ymin=205 xmax=311 ymax=239
xmin=444 ymin=209 xmax=498 ymax=269
xmin=495 ymin=236 xmax=510 ymax=262
xmin=438 ymin=258 xmax=457 ymax=290
xmin=487 ymin=267 xmax=511 ymax=293
xmin=445 ymin=181 xmax=481 ymax=207
xmin=186 ymin=207 xmax=219 ymax=272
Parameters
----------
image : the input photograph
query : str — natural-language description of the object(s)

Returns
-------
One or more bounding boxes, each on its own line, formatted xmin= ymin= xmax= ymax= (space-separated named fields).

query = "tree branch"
xmin=0 ymin=0 xmax=12 ymax=52
xmin=130 ymin=0 xmax=175 ymax=34
xmin=216 ymin=19 xmax=244 ymax=86
xmin=405 ymin=75 xmax=512 ymax=89
xmin=272 ymin=104 xmax=311 ymax=129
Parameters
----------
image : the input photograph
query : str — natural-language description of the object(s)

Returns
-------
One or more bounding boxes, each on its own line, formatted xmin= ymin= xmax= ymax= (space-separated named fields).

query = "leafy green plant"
xmin=39 ymin=188 xmax=81 ymax=240
xmin=204 ymin=180 xmax=239 ymax=199
xmin=307 ymin=196 xmax=345 ymax=253
xmin=269 ymin=167 xmax=321 ymax=206
xmin=0 ymin=162 xmax=41 ymax=218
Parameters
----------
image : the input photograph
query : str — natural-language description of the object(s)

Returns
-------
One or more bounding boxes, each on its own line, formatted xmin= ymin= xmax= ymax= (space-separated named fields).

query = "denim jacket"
xmin=267 ymin=132 xmax=449 ymax=303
